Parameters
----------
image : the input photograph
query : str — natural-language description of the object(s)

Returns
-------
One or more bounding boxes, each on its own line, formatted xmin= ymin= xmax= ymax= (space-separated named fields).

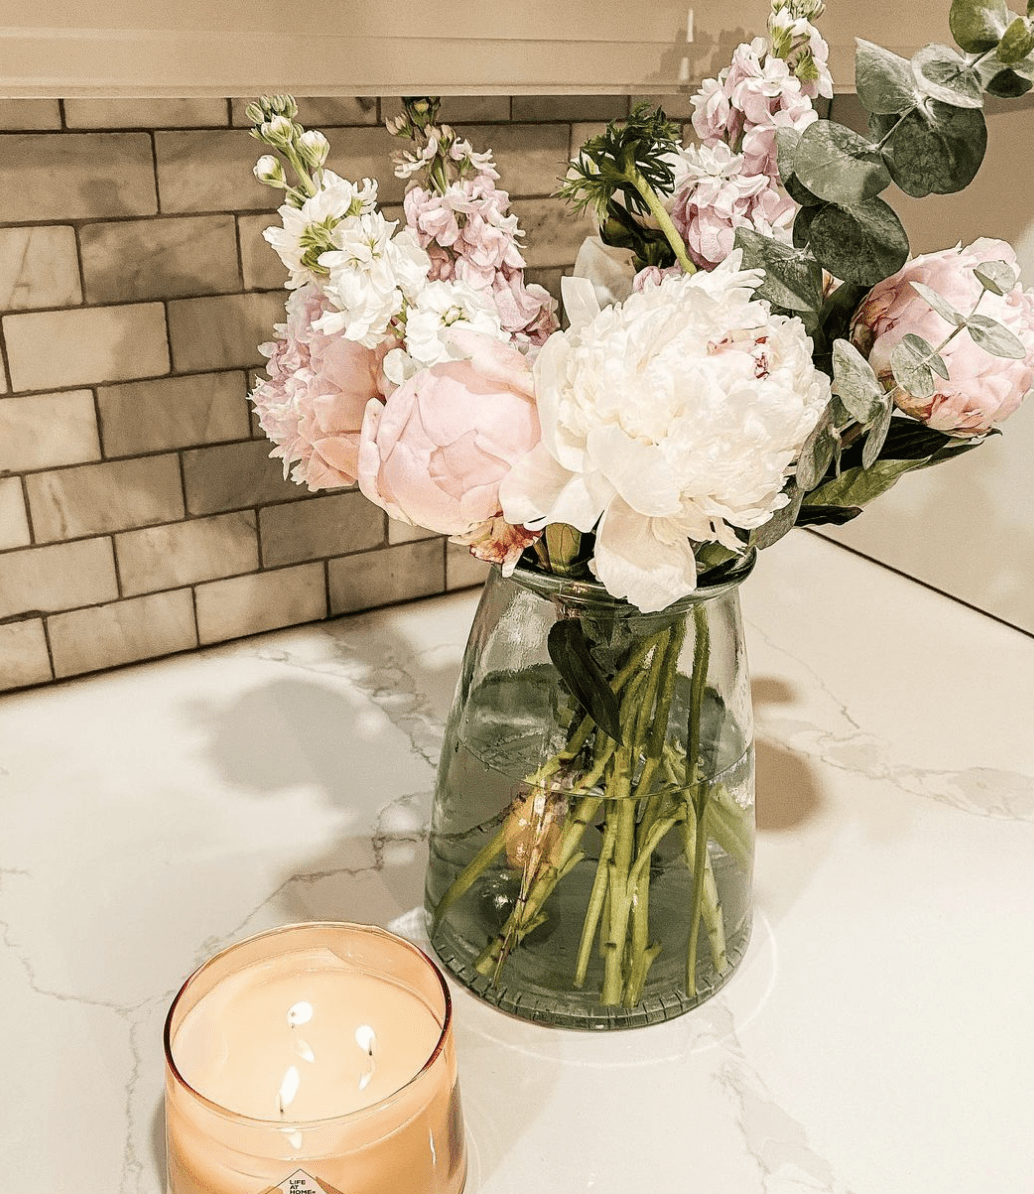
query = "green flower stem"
xmin=280 ymin=142 xmax=319 ymax=199
xmin=430 ymin=820 xmax=508 ymax=934
xmin=574 ymin=813 xmax=619 ymax=987
xmin=627 ymin=164 xmax=697 ymax=276
xmin=685 ymin=605 xmax=713 ymax=997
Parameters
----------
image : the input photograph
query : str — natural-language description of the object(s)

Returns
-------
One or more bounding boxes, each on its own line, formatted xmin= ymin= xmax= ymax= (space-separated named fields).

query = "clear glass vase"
xmin=425 ymin=554 xmax=756 ymax=1030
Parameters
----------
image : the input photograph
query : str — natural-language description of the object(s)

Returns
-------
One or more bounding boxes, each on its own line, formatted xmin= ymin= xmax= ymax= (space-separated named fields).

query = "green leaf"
xmin=733 ymin=228 xmax=825 ymax=312
xmin=855 ymin=40 xmax=920 ymax=113
xmin=912 ymin=44 xmax=984 ymax=107
xmin=792 ymin=121 xmax=891 ymax=205
xmin=806 ymin=457 xmax=929 ymax=509
xmin=909 ymin=280 xmax=967 ymax=328
xmin=808 ymin=198 xmax=910 ymax=286
xmin=547 ymin=619 xmax=623 ymax=744
xmin=983 ymin=66 xmax=1034 ymax=96
xmin=831 ymin=338 xmax=885 ymax=421
xmin=950 ymin=0 xmax=1010 ymax=52
xmin=795 ymin=503 xmax=863 ymax=526
xmin=862 ymin=400 xmax=894 ymax=467
xmin=879 ymin=101 xmax=987 ymax=197
xmin=999 ymin=15 xmax=1034 ymax=62
xmin=974 ymin=259 xmax=1018 ymax=295
xmin=792 ymin=204 xmax=819 ymax=249
xmin=890 ymin=334 xmax=939 ymax=398
xmin=967 ymin=313 xmax=1028 ymax=357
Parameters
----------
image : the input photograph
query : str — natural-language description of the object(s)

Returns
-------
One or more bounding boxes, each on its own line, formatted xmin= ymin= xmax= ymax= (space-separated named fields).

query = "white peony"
xmin=315 ymin=215 xmax=430 ymax=346
xmin=499 ymin=254 xmax=831 ymax=611
xmin=404 ymin=279 xmax=509 ymax=368
xmin=263 ymin=171 xmax=379 ymax=289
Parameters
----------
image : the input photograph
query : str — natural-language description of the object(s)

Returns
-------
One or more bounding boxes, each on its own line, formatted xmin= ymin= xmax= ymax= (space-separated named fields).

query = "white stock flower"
xmin=263 ymin=171 xmax=379 ymax=289
xmin=499 ymin=256 xmax=831 ymax=612
xmin=316 ymin=216 xmax=430 ymax=346
xmin=404 ymin=279 xmax=509 ymax=368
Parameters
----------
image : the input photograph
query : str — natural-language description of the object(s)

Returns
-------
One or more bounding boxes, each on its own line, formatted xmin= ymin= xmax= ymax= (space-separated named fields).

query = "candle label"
xmin=262 ymin=1170 xmax=344 ymax=1194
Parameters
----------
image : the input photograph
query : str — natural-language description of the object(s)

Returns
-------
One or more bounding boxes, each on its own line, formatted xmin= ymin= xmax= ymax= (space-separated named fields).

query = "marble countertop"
xmin=2 ymin=531 xmax=1033 ymax=1194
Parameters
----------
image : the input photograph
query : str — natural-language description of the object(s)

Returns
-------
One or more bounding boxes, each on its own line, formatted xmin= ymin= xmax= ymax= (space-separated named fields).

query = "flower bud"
xmin=261 ymin=114 xmax=296 ymax=149
xmin=297 ymin=129 xmax=330 ymax=170
xmin=253 ymin=154 xmax=286 ymax=187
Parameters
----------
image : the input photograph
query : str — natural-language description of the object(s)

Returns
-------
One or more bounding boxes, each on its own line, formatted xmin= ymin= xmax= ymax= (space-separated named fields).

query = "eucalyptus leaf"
xmin=792 ymin=204 xmax=819 ymax=249
xmin=912 ymin=44 xmax=984 ymax=107
xmin=909 ymin=280 xmax=966 ymax=327
xmin=983 ymin=66 xmax=1034 ymax=95
xmin=973 ymin=259 xmax=1018 ymax=295
xmin=891 ymin=334 xmax=938 ymax=398
xmin=854 ymin=419 xmax=964 ymax=462
xmin=547 ymin=619 xmax=623 ymax=744
xmin=862 ymin=401 xmax=895 ymax=468
xmin=855 ymin=40 xmax=920 ymax=114
xmin=753 ymin=484 xmax=805 ymax=549
xmin=967 ymin=313 xmax=1028 ymax=357
xmin=831 ymin=338 xmax=885 ymax=421
xmin=998 ymin=15 xmax=1034 ymax=62
xmin=775 ymin=126 xmax=803 ymax=186
xmin=792 ymin=121 xmax=891 ymax=205
xmin=795 ymin=504 xmax=863 ymax=527
xmin=806 ymin=457 xmax=929 ymax=509
xmin=808 ymin=198 xmax=910 ymax=286
xmin=879 ymin=101 xmax=987 ymax=197
xmin=950 ymin=0 xmax=1010 ymax=52
xmin=733 ymin=228 xmax=824 ymax=312
xmin=795 ymin=414 xmax=838 ymax=491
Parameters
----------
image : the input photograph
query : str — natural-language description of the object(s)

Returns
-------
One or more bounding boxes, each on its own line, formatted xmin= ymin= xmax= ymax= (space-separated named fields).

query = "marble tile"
xmin=0 ymin=390 xmax=101 ymax=472
xmin=2 ymin=303 xmax=169 ymax=391
xmin=154 ymin=129 xmax=282 ymax=214
xmin=194 ymin=562 xmax=326 ymax=644
xmin=97 ymin=370 xmax=251 ymax=456
xmin=387 ymin=520 xmax=440 ymax=545
xmin=48 ymin=588 xmax=197 ymax=678
xmin=515 ymin=197 xmax=596 ymax=268
xmin=0 ymin=538 xmax=117 ymax=619
xmin=0 ymin=226 xmax=82 ymax=311
xmin=260 ymin=490 xmax=386 ymax=566
xmin=511 ymin=95 xmax=629 ymax=122
xmin=25 ymin=455 xmax=184 ymax=542
xmin=0 ymin=477 xmax=31 ymax=551
xmin=0 ymin=99 xmax=61 ymax=130
xmin=237 ymin=213 xmax=288 ymax=290
xmin=0 ymin=619 xmax=52 ymax=689
xmin=381 ymin=96 xmax=511 ymax=124
xmin=230 ymin=96 xmax=379 ymax=127
xmin=445 ymin=542 xmax=492 ymax=590
xmin=454 ymin=123 xmax=571 ymax=197
xmin=328 ymin=538 xmax=445 ymax=614
xmin=0 ymin=133 xmax=157 ymax=222
xmin=182 ymin=438 xmax=305 ymax=514
xmin=167 ymin=291 xmax=286 ymax=372
xmin=115 ymin=511 xmax=259 ymax=596
xmin=63 ymin=98 xmax=230 ymax=129
xmin=79 ymin=214 xmax=240 ymax=303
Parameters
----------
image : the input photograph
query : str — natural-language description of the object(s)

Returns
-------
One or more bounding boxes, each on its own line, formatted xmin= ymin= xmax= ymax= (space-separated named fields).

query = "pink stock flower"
xmin=251 ymin=285 xmax=393 ymax=490
xmin=357 ymin=332 xmax=541 ymax=561
xmin=851 ymin=239 xmax=1034 ymax=436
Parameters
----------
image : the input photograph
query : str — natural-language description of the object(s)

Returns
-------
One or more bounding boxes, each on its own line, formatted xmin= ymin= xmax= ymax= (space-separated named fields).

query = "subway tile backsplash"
xmin=0 ymin=93 xmax=644 ymax=693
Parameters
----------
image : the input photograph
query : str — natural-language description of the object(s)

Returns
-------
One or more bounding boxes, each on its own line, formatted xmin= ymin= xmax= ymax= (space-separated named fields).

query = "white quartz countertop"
xmin=2 ymin=532 xmax=1033 ymax=1194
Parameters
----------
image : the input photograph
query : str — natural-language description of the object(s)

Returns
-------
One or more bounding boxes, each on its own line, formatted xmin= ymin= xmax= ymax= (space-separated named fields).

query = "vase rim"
xmin=501 ymin=547 xmax=757 ymax=612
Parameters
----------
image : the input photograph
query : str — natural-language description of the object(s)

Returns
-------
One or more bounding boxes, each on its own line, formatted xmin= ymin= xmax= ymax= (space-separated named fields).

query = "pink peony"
xmin=851 ymin=239 xmax=1034 ymax=436
xmin=251 ymin=285 xmax=392 ymax=489
xmin=357 ymin=333 xmax=541 ymax=554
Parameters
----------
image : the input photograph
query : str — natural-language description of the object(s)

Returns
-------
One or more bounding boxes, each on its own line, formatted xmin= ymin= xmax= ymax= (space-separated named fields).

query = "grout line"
xmin=806 ymin=530 xmax=1034 ymax=642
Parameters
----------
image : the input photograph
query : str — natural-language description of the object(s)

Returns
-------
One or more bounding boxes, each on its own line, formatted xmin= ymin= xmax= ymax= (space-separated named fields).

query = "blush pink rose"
xmin=851 ymin=239 xmax=1034 ymax=435
xmin=251 ymin=284 xmax=392 ymax=489
xmin=357 ymin=333 xmax=541 ymax=541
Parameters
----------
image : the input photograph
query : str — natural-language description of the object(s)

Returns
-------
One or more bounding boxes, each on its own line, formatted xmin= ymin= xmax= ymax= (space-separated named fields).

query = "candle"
xmin=164 ymin=923 xmax=467 ymax=1194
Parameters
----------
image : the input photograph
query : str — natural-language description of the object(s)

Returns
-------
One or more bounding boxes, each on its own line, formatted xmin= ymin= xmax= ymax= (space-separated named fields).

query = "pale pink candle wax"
xmin=164 ymin=923 xmax=466 ymax=1194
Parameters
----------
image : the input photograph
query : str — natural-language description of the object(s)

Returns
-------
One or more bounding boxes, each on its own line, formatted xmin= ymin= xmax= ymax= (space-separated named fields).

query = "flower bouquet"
xmin=246 ymin=0 xmax=1034 ymax=1028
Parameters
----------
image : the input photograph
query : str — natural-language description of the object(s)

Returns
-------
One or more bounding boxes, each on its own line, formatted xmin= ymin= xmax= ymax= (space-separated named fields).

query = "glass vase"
xmin=425 ymin=554 xmax=756 ymax=1030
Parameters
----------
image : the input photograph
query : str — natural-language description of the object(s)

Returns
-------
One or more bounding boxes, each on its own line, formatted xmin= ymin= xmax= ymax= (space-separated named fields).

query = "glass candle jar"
xmin=164 ymin=922 xmax=466 ymax=1194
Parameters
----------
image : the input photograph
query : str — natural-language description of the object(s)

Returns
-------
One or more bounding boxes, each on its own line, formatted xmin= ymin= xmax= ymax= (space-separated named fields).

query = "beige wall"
xmin=814 ymin=95 xmax=1034 ymax=634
